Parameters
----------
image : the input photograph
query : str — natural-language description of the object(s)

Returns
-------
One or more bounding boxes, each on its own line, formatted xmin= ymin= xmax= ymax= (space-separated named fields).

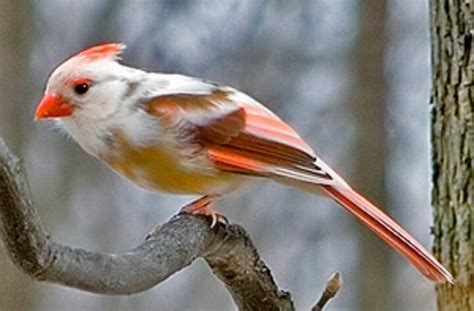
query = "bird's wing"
xmin=145 ymin=86 xmax=333 ymax=185
xmin=145 ymin=83 xmax=454 ymax=283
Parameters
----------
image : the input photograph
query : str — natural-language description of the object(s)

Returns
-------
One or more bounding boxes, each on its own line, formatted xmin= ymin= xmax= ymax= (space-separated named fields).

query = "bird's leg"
xmin=180 ymin=196 xmax=227 ymax=228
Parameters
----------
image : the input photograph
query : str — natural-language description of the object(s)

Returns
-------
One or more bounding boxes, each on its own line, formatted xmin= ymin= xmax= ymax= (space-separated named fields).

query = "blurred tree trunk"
xmin=430 ymin=1 xmax=473 ymax=310
xmin=352 ymin=1 xmax=393 ymax=309
xmin=0 ymin=0 xmax=36 ymax=309
xmin=0 ymin=0 xmax=31 ymax=152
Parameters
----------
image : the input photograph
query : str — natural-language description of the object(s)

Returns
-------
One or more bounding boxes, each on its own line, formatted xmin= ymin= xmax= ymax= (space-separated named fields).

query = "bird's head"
xmin=35 ymin=43 xmax=138 ymax=122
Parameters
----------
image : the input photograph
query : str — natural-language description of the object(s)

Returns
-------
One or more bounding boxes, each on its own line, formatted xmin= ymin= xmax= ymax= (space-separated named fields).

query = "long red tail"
xmin=320 ymin=184 xmax=453 ymax=283
xmin=203 ymin=100 xmax=452 ymax=282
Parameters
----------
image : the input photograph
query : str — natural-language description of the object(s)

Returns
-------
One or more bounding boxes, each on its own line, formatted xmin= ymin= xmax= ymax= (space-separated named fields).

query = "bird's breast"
xmin=102 ymin=142 xmax=245 ymax=195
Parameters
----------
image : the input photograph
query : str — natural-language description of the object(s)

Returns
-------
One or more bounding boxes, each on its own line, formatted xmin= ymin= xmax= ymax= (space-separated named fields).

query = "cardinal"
xmin=35 ymin=43 xmax=452 ymax=283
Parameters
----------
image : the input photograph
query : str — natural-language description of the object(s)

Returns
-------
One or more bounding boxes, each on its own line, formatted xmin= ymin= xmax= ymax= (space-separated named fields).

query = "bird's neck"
xmin=60 ymin=108 xmax=161 ymax=160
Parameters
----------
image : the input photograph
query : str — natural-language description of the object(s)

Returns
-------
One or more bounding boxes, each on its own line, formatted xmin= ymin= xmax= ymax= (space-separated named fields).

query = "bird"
xmin=35 ymin=42 xmax=453 ymax=283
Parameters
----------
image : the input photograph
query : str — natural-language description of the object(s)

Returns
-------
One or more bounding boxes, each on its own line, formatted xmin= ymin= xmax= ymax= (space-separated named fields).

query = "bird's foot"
xmin=180 ymin=196 xmax=227 ymax=228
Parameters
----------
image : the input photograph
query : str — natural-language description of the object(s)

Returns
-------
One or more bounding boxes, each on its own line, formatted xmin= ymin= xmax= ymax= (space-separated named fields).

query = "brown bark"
xmin=430 ymin=0 xmax=473 ymax=309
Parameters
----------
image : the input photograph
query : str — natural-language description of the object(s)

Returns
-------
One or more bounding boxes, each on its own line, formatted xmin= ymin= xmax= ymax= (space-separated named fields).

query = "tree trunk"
xmin=0 ymin=0 xmax=35 ymax=309
xmin=352 ymin=1 xmax=392 ymax=309
xmin=430 ymin=0 xmax=473 ymax=310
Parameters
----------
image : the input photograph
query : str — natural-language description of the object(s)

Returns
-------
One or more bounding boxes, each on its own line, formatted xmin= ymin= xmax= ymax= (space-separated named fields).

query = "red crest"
xmin=76 ymin=42 xmax=126 ymax=61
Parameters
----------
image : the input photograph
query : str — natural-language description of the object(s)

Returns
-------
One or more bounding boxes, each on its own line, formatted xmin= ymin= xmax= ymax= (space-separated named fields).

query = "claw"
xmin=180 ymin=196 xmax=226 ymax=228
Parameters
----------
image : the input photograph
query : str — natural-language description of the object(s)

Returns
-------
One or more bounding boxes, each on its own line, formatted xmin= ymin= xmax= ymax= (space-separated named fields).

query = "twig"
xmin=312 ymin=272 xmax=343 ymax=311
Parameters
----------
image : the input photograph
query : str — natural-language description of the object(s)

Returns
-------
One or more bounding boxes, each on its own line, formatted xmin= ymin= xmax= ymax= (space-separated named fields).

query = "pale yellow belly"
xmin=103 ymin=145 xmax=246 ymax=195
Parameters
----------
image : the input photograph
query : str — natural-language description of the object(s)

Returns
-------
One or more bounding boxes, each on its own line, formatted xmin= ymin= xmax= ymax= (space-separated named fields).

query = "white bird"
xmin=35 ymin=43 xmax=453 ymax=283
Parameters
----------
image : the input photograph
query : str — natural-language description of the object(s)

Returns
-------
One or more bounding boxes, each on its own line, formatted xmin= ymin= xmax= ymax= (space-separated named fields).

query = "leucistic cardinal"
xmin=35 ymin=43 xmax=453 ymax=283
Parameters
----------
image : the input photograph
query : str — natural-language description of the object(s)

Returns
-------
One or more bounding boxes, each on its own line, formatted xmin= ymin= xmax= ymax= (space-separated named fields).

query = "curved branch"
xmin=0 ymin=137 xmax=294 ymax=310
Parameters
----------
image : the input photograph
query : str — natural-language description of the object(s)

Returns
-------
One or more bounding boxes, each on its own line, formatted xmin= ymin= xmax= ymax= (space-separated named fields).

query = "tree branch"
xmin=312 ymin=272 xmax=343 ymax=311
xmin=0 ymin=136 xmax=340 ymax=310
xmin=0 ymin=137 xmax=293 ymax=310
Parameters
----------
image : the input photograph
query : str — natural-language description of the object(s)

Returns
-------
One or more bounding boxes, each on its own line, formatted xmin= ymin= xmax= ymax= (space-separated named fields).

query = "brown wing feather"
xmin=146 ymin=89 xmax=331 ymax=182
xmin=146 ymin=89 xmax=244 ymax=143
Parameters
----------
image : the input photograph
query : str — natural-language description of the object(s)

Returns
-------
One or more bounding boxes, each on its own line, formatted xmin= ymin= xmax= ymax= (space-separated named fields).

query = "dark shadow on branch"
xmin=0 ymin=137 xmax=341 ymax=310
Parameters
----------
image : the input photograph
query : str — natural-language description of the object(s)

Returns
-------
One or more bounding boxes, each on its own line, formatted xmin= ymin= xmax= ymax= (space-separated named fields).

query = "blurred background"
xmin=0 ymin=0 xmax=435 ymax=310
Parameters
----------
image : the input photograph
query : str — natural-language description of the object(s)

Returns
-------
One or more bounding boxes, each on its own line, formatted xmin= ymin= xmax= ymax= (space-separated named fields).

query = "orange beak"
xmin=35 ymin=93 xmax=74 ymax=120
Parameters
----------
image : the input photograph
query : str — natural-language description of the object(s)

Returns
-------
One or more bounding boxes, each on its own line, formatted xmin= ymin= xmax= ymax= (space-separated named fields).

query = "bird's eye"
xmin=73 ymin=79 xmax=91 ymax=95
xmin=74 ymin=82 xmax=90 ymax=95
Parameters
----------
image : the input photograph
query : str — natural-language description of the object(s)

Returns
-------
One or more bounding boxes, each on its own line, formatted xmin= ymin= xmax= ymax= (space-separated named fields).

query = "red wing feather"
xmin=241 ymin=102 xmax=314 ymax=155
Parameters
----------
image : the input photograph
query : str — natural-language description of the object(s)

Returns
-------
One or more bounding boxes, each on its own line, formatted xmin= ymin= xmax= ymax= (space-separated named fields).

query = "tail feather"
xmin=318 ymin=184 xmax=453 ymax=283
